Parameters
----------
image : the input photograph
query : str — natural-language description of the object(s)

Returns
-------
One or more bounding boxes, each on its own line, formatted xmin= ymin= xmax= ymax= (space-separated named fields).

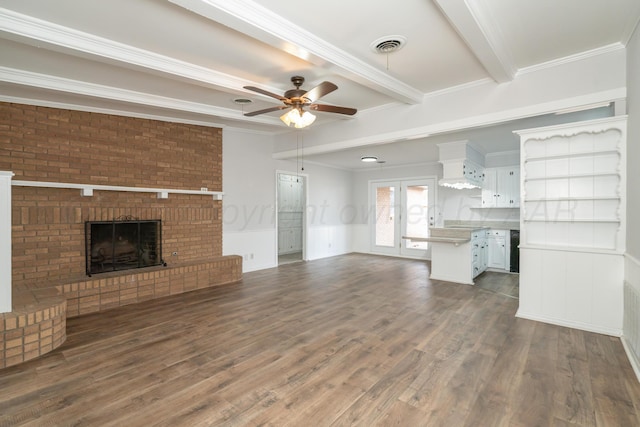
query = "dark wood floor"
xmin=1 ymin=254 xmax=639 ymax=426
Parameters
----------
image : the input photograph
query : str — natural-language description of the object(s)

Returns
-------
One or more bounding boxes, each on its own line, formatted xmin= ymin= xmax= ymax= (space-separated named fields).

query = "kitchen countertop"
xmin=403 ymin=235 xmax=470 ymax=245
xmin=429 ymin=226 xmax=486 ymax=239
xmin=443 ymin=220 xmax=520 ymax=230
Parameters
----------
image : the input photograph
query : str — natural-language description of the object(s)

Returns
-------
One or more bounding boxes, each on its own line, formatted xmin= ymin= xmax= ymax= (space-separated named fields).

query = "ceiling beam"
xmin=0 ymin=8 xmax=285 ymax=102
xmin=432 ymin=0 xmax=516 ymax=83
xmin=169 ymin=0 xmax=424 ymax=104
xmin=0 ymin=66 xmax=281 ymax=126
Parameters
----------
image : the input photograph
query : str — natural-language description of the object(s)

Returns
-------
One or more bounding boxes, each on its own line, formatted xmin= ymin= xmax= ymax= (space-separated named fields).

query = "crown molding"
xmin=0 ymin=8 xmax=285 ymax=99
xmin=0 ymin=66 xmax=282 ymax=126
xmin=0 ymin=94 xmax=227 ymax=128
xmin=1 ymin=94 xmax=280 ymax=137
xmin=169 ymin=0 xmax=423 ymax=104
xmin=516 ymin=43 xmax=625 ymax=77
xmin=424 ymin=78 xmax=494 ymax=99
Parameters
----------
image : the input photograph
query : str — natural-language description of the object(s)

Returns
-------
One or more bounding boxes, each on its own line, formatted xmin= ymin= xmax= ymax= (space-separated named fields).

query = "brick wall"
xmin=1 ymin=102 xmax=223 ymax=286
xmin=0 ymin=102 xmax=242 ymax=368
xmin=0 ymin=101 xmax=239 ymax=295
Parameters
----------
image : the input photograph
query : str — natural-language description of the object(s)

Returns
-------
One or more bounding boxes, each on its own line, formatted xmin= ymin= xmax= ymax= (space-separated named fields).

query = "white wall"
xmin=222 ymin=129 xmax=279 ymax=271
xmin=626 ymin=21 xmax=640 ymax=261
xmin=222 ymin=129 xmax=354 ymax=271
xmin=274 ymin=48 xmax=626 ymax=157
xmin=624 ymin=21 xmax=640 ymax=379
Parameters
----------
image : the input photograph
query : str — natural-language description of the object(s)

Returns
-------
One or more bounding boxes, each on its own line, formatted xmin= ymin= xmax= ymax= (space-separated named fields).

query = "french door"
xmin=371 ymin=178 xmax=436 ymax=258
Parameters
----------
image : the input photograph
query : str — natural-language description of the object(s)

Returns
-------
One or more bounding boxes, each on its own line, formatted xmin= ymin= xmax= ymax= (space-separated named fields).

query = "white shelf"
xmin=523 ymin=149 xmax=620 ymax=162
xmin=524 ymin=172 xmax=619 ymax=181
xmin=523 ymin=218 xmax=620 ymax=223
xmin=12 ymin=180 xmax=223 ymax=200
xmin=524 ymin=196 xmax=620 ymax=202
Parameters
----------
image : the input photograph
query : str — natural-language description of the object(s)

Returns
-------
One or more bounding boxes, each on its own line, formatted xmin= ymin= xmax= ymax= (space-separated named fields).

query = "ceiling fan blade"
xmin=303 ymin=81 xmax=338 ymax=103
xmin=309 ymin=104 xmax=357 ymax=116
xmin=243 ymin=86 xmax=286 ymax=101
xmin=244 ymin=106 xmax=288 ymax=117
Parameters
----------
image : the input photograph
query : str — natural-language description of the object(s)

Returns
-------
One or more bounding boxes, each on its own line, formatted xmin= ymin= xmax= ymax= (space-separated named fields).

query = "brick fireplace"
xmin=0 ymin=102 xmax=242 ymax=368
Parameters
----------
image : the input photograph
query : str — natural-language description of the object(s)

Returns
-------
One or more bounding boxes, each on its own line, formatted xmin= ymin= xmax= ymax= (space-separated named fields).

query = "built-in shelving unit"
xmin=519 ymin=118 xmax=623 ymax=251
xmin=514 ymin=115 xmax=627 ymax=336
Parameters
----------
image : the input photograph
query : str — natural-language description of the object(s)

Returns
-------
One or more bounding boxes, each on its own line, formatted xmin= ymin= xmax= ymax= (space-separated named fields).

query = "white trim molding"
xmin=12 ymin=180 xmax=224 ymax=200
xmin=0 ymin=171 xmax=15 ymax=313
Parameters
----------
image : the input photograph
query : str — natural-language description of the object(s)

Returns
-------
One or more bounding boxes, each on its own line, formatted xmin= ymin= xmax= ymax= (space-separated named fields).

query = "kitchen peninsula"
xmin=406 ymin=221 xmax=519 ymax=285
xmin=428 ymin=226 xmax=488 ymax=285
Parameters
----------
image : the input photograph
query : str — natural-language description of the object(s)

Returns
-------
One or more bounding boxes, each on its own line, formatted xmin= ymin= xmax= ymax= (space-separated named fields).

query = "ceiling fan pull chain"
xmin=296 ymin=133 xmax=300 ymax=180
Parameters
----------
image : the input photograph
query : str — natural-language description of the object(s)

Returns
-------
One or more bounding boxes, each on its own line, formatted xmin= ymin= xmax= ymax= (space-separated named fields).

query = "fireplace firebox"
xmin=85 ymin=218 xmax=164 ymax=276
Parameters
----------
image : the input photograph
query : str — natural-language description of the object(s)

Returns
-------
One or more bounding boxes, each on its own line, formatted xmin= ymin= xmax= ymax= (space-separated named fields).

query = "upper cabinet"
xmin=481 ymin=166 xmax=520 ymax=208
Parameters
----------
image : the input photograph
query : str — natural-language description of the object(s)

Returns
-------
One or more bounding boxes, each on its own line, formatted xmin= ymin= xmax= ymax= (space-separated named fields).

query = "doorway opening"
xmin=370 ymin=177 xmax=437 ymax=259
xmin=277 ymin=172 xmax=306 ymax=265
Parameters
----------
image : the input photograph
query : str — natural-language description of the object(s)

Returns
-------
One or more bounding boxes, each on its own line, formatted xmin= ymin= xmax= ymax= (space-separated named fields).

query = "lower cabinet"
xmin=472 ymin=230 xmax=488 ymax=278
xmin=487 ymin=229 xmax=508 ymax=269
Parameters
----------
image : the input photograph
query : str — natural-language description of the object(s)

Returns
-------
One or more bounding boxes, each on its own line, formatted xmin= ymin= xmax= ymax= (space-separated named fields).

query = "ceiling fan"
xmin=243 ymin=76 xmax=357 ymax=128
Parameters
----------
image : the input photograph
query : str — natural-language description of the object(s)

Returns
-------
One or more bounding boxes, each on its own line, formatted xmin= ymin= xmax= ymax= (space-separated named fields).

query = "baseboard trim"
xmin=622 ymin=336 xmax=640 ymax=383
xmin=429 ymin=273 xmax=473 ymax=286
xmin=515 ymin=310 xmax=622 ymax=337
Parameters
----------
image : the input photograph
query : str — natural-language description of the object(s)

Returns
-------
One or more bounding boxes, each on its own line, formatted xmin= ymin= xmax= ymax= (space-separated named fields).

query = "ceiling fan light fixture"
xmin=280 ymin=108 xmax=316 ymax=129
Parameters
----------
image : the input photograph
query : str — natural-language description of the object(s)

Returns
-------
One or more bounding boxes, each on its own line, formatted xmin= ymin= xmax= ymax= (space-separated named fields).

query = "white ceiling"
xmin=1 ymin=0 xmax=639 ymax=168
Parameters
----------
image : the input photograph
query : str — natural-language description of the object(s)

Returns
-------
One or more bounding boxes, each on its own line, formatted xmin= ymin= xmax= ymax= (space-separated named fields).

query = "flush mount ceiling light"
xmin=361 ymin=156 xmax=378 ymax=163
xmin=280 ymin=108 xmax=316 ymax=129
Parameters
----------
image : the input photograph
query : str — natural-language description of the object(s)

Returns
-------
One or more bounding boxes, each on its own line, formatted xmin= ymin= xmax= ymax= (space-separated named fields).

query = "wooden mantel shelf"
xmin=12 ymin=180 xmax=223 ymax=200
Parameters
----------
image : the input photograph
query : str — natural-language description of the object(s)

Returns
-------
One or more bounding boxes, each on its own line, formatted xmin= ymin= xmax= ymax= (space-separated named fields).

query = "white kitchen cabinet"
xmin=429 ymin=227 xmax=487 ymax=285
xmin=515 ymin=116 xmax=626 ymax=336
xmin=471 ymin=230 xmax=488 ymax=278
xmin=481 ymin=167 xmax=520 ymax=208
xmin=487 ymin=229 xmax=507 ymax=269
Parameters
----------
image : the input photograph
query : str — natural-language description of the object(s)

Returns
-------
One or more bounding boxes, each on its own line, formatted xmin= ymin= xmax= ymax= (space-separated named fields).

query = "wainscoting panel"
xmin=624 ymin=253 xmax=640 ymax=381
xmin=223 ymin=228 xmax=278 ymax=272
xmin=306 ymin=225 xmax=352 ymax=261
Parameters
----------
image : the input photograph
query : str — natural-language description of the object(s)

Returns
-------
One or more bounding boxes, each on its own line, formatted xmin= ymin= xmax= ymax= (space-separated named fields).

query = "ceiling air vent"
xmin=233 ymin=98 xmax=253 ymax=105
xmin=371 ymin=35 xmax=407 ymax=54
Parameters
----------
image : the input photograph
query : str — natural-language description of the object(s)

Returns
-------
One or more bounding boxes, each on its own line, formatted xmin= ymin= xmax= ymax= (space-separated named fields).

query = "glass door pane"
xmin=404 ymin=185 xmax=430 ymax=250
xmin=375 ymin=185 xmax=395 ymax=247
xmin=401 ymin=178 xmax=436 ymax=258
xmin=372 ymin=182 xmax=400 ymax=255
